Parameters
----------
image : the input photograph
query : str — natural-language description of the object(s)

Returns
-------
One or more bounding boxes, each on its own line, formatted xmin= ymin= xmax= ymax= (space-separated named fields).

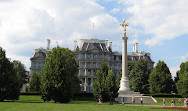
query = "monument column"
xmin=122 ymin=37 xmax=128 ymax=80
xmin=117 ymin=18 xmax=154 ymax=103
xmin=118 ymin=17 xmax=131 ymax=96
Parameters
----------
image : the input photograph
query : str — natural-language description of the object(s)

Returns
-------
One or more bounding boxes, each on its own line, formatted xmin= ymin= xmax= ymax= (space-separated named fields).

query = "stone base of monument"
xmin=116 ymin=95 xmax=157 ymax=103
xmin=118 ymin=90 xmax=141 ymax=97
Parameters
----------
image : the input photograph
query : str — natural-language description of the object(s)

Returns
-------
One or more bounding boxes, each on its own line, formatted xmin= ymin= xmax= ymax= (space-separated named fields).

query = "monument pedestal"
xmin=118 ymin=77 xmax=141 ymax=97
xmin=118 ymin=77 xmax=131 ymax=95
xmin=116 ymin=18 xmax=156 ymax=104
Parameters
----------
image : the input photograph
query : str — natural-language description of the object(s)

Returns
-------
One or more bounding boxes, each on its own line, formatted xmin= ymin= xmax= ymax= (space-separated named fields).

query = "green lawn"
xmin=0 ymin=95 xmax=184 ymax=111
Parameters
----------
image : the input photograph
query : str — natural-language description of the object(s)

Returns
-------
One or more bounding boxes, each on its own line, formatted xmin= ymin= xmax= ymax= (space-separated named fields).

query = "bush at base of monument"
xmin=41 ymin=47 xmax=80 ymax=103
xmin=0 ymin=47 xmax=20 ymax=101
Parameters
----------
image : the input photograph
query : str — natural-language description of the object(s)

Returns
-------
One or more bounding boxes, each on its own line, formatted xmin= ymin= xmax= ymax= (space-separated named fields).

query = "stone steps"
xmin=116 ymin=96 xmax=157 ymax=103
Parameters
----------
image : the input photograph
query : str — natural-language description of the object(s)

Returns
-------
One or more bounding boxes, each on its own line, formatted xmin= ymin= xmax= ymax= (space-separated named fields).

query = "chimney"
xmin=74 ymin=40 xmax=77 ymax=51
xmin=80 ymin=39 xmax=83 ymax=49
xmin=105 ymin=40 xmax=108 ymax=46
xmin=109 ymin=41 xmax=112 ymax=50
xmin=135 ymin=43 xmax=138 ymax=53
xmin=47 ymin=39 xmax=51 ymax=50
xmin=133 ymin=43 xmax=138 ymax=53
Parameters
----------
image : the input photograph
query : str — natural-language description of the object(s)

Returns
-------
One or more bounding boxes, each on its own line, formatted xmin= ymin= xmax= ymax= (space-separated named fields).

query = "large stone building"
xmin=30 ymin=39 xmax=51 ymax=74
xmin=75 ymin=39 xmax=154 ymax=93
xmin=29 ymin=38 xmax=154 ymax=93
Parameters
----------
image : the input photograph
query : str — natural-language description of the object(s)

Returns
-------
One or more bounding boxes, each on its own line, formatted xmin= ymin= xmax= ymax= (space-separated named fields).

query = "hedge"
xmin=74 ymin=93 xmax=94 ymax=97
xmin=144 ymin=93 xmax=182 ymax=98
xmin=20 ymin=92 xmax=40 ymax=95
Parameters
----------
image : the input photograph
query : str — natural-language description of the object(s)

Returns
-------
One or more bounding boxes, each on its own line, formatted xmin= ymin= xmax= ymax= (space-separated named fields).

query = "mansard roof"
xmin=30 ymin=48 xmax=47 ymax=60
xmin=80 ymin=42 xmax=111 ymax=52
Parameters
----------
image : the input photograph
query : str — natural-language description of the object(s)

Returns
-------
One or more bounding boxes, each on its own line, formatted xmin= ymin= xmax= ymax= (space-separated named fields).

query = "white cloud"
xmin=119 ymin=0 xmax=188 ymax=46
xmin=169 ymin=66 xmax=180 ymax=79
xmin=10 ymin=55 xmax=31 ymax=70
xmin=169 ymin=53 xmax=188 ymax=79
xmin=0 ymin=0 xmax=121 ymax=70
xmin=181 ymin=53 xmax=188 ymax=62
xmin=110 ymin=8 xmax=120 ymax=13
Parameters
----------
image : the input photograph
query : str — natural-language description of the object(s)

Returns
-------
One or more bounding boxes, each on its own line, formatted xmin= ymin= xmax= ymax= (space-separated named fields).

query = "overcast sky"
xmin=0 ymin=0 xmax=188 ymax=78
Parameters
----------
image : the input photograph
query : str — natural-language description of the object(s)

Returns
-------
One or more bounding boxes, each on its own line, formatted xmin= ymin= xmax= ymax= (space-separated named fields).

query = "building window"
xmin=93 ymin=54 xmax=97 ymax=59
xmin=118 ymin=65 xmax=121 ymax=70
xmin=114 ymin=64 xmax=117 ymax=70
xmin=116 ymin=56 xmax=119 ymax=60
xmin=88 ymin=69 xmax=91 ymax=75
xmin=93 ymin=62 xmax=96 ymax=67
xmin=114 ymin=56 xmax=116 ymax=61
xmin=88 ymin=78 xmax=91 ymax=85
xmin=99 ymin=54 xmax=102 ymax=59
xmin=93 ymin=69 xmax=96 ymax=75
xmin=87 ymin=62 xmax=92 ymax=67
xmin=82 ymin=78 xmax=85 ymax=84
xmin=81 ymin=62 xmax=85 ymax=67
xmin=80 ymin=54 xmax=84 ymax=59
xmin=87 ymin=54 xmax=91 ymax=59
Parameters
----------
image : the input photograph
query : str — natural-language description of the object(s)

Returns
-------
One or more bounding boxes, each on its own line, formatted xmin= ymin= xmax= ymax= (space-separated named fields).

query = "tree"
xmin=41 ymin=47 xmax=80 ymax=103
xmin=149 ymin=60 xmax=173 ymax=93
xmin=93 ymin=61 xmax=119 ymax=102
xmin=128 ymin=60 xmax=152 ymax=94
xmin=0 ymin=47 xmax=20 ymax=101
xmin=12 ymin=60 xmax=27 ymax=89
xmin=176 ymin=62 xmax=188 ymax=97
xmin=29 ymin=71 xmax=41 ymax=92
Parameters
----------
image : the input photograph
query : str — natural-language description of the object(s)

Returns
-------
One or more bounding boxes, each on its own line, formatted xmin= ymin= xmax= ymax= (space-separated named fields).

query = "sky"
xmin=0 ymin=0 xmax=188 ymax=78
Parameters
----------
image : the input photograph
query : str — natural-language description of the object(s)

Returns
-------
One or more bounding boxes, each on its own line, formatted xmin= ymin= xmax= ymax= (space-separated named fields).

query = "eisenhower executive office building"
xmin=30 ymin=38 xmax=154 ymax=93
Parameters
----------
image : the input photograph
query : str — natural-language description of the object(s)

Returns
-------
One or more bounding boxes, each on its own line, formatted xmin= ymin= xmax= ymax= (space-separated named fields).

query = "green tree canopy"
xmin=41 ymin=47 xmax=80 ymax=103
xmin=149 ymin=60 xmax=173 ymax=94
xmin=12 ymin=60 xmax=27 ymax=89
xmin=93 ymin=61 xmax=119 ymax=102
xmin=29 ymin=71 xmax=41 ymax=92
xmin=128 ymin=60 xmax=152 ymax=94
xmin=0 ymin=47 xmax=20 ymax=101
xmin=176 ymin=62 xmax=188 ymax=97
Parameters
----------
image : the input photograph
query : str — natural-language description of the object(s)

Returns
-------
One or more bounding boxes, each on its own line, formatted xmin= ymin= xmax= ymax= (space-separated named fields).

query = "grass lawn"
xmin=0 ymin=95 xmax=185 ymax=111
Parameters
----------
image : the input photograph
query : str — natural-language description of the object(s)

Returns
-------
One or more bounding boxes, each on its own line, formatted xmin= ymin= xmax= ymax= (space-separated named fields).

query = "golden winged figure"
xmin=120 ymin=17 xmax=128 ymax=35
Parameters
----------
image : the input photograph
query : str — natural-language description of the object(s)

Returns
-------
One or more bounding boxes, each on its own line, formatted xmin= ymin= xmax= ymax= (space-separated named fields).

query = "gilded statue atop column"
xmin=120 ymin=17 xmax=128 ymax=36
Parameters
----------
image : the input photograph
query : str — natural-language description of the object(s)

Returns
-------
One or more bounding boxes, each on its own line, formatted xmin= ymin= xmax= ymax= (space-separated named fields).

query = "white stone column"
xmin=84 ymin=77 xmax=88 ymax=92
xmin=118 ymin=36 xmax=131 ymax=95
